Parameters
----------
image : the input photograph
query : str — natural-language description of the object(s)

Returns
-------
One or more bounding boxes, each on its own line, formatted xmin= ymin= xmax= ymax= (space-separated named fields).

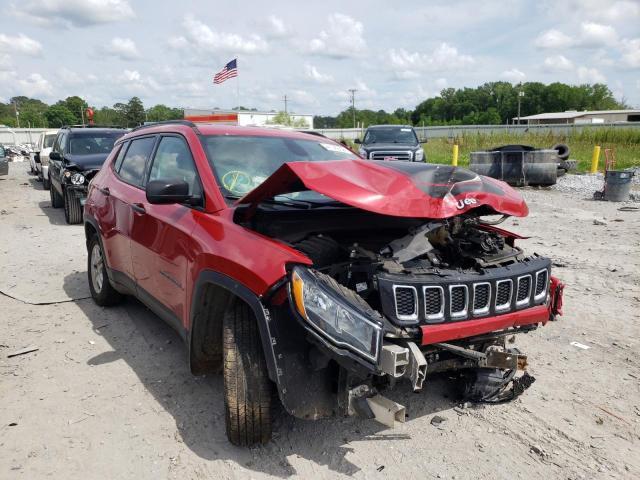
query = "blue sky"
xmin=0 ymin=0 xmax=638 ymax=115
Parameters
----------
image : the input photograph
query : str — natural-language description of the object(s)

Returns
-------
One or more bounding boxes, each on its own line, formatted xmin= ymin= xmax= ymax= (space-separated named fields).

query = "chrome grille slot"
xmin=393 ymin=285 xmax=418 ymax=321
xmin=516 ymin=275 xmax=532 ymax=307
xmin=495 ymin=279 xmax=512 ymax=312
xmin=423 ymin=286 xmax=444 ymax=320
xmin=472 ymin=282 xmax=491 ymax=316
xmin=449 ymin=285 xmax=468 ymax=319
xmin=534 ymin=269 xmax=548 ymax=300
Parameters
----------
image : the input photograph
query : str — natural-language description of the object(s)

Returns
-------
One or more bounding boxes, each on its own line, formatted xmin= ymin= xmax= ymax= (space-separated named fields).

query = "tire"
xmin=64 ymin=189 xmax=83 ymax=224
xmin=223 ymin=299 xmax=272 ymax=446
xmin=87 ymin=234 xmax=123 ymax=306
xmin=556 ymin=167 xmax=567 ymax=178
xmin=42 ymin=175 xmax=50 ymax=190
xmin=559 ymin=159 xmax=577 ymax=171
xmin=50 ymin=182 xmax=63 ymax=208
xmin=551 ymin=143 xmax=570 ymax=160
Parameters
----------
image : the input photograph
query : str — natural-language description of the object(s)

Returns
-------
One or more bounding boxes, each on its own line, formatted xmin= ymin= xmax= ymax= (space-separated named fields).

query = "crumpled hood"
xmin=65 ymin=153 xmax=110 ymax=171
xmin=237 ymin=160 xmax=529 ymax=219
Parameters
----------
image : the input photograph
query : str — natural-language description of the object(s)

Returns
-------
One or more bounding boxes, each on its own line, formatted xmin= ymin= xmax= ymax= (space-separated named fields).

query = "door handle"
xmin=131 ymin=203 xmax=146 ymax=214
xmin=98 ymin=187 xmax=110 ymax=196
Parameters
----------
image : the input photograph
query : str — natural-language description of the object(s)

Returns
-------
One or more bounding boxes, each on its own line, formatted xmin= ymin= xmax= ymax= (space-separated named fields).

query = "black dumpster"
xmin=469 ymin=145 xmax=559 ymax=186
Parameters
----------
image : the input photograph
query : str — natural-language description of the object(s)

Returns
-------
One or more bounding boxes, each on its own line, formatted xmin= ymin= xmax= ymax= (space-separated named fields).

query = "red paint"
xmin=185 ymin=114 xmax=238 ymax=123
xmin=420 ymin=305 xmax=550 ymax=345
xmin=239 ymin=160 xmax=529 ymax=219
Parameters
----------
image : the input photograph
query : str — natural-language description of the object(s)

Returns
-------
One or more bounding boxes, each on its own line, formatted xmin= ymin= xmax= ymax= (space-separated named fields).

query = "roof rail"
xmin=130 ymin=120 xmax=198 ymax=132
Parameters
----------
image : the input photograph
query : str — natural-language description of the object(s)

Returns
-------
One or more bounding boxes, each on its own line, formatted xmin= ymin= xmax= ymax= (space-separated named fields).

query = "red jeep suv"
xmin=84 ymin=121 xmax=564 ymax=445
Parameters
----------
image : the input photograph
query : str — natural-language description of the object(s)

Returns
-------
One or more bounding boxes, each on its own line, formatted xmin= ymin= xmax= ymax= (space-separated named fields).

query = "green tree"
xmin=266 ymin=111 xmax=308 ymax=127
xmin=125 ymin=97 xmax=145 ymax=126
xmin=57 ymin=96 xmax=88 ymax=124
xmin=146 ymin=104 xmax=183 ymax=122
xmin=44 ymin=105 xmax=76 ymax=127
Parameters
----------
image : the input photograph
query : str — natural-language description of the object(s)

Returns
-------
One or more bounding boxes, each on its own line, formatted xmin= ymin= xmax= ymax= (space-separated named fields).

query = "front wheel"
xmin=87 ymin=235 xmax=123 ymax=306
xmin=64 ymin=189 xmax=83 ymax=224
xmin=223 ymin=299 xmax=273 ymax=446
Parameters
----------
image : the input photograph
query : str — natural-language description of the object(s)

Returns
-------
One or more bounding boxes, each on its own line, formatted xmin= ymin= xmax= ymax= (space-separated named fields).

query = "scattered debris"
xmin=570 ymin=341 xmax=590 ymax=350
xmin=597 ymin=406 xmax=630 ymax=425
xmin=376 ymin=465 xmax=385 ymax=472
xmin=8 ymin=422 xmax=18 ymax=427
xmin=430 ymin=415 xmax=447 ymax=426
xmin=593 ymin=219 xmax=607 ymax=226
xmin=7 ymin=346 xmax=39 ymax=358
xmin=530 ymin=444 xmax=547 ymax=458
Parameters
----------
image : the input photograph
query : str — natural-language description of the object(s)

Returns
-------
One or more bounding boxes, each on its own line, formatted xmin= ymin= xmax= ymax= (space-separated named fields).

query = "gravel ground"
xmin=1 ymin=163 xmax=639 ymax=480
xmin=553 ymin=171 xmax=640 ymax=202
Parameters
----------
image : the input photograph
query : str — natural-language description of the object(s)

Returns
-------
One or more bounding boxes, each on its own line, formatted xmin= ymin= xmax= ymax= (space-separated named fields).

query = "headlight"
xmin=358 ymin=148 xmax=368 ymax=159
xmin=414 ymin=148 xmax=424 ymax=162
xmin=70 ymin=173 xmax=85 ymax=185
xmin=291 ymin=266 xmax=382 ymax=361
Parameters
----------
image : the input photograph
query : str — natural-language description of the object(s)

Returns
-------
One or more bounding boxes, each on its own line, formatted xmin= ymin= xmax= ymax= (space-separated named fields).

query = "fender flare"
xmin=188 ymin=270 xmax=281 ymax=386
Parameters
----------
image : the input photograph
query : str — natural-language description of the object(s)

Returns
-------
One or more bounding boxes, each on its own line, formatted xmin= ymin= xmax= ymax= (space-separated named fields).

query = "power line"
xmin=283 ymin=95 xmax=288 ymax=114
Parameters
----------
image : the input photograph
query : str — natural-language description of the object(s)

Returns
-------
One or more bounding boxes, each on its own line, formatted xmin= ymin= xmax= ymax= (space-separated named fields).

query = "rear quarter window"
xmin=116 ymin=136 xmax=156 ymax=187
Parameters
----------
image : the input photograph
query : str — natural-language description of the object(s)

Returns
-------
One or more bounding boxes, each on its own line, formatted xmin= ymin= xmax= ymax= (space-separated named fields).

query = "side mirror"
xmin=49 ymin=151 xmax=61 ymax=161
xmin=146 ymin=179 xmax=192 ymax=204
xmin=353 ymin=138 xmax=361 ymax=144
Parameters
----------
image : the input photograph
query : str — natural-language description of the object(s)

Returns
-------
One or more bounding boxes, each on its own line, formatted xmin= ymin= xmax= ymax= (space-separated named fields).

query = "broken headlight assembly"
xmin=291 ymin=266 xmax=382 ymax=362
xmin=70 ymin=173 xmax=85 ymax=185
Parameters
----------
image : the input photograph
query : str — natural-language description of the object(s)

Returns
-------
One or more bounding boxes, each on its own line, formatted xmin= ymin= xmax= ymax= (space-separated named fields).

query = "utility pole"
xmin=283 ymin=95 xmax=288 ymax=114
xmin=517 ymin=88 xmax=524 ymax=125
xmin=348 ymin=89 xmax=357 ymax=128
xmin=14 ymin=100 xmax=20 ymax=128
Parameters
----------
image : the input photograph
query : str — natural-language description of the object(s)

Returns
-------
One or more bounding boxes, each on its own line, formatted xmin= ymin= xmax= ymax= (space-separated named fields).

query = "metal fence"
xmin=313 ymin=122 xmax=640 ymax=141
xmin=0 ymin=128 xmax=50 ymax=146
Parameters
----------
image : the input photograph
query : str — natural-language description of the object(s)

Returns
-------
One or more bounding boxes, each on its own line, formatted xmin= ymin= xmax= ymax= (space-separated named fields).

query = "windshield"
xmin=200 ymin=135 xmax=358 ymax=199
xmin=69 ymin=133 xmax=123 ymax=155
xmin=363 ymin=127 xmax=418 ymax=145
xmin=44 ymin=134 xmax=56 ymax=149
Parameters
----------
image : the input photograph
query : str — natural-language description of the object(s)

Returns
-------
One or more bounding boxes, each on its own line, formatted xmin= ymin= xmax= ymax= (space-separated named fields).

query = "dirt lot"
xmin=1 ymin=163 xmax=639 ymax=480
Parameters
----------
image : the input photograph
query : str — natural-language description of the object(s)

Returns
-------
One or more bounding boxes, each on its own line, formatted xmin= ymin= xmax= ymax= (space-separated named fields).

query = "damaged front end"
xmin=237 ymin=160 xmax=565 ymax=426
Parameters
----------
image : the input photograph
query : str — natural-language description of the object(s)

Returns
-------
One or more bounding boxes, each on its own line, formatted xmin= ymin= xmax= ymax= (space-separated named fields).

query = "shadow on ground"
xmin=63 ymin=271 xmax=458 ymax=477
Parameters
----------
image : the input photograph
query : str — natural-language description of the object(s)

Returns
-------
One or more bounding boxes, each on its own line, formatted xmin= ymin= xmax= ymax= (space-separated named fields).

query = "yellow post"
xmin=590 ymin=145 xmax=601 ymax=174
xmin=452 ymin=144 xmax=459 ymax=166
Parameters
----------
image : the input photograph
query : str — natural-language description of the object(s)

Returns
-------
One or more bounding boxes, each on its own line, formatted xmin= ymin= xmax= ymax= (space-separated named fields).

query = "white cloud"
xmin=103 ymin=37 xmax=140 ymax=60
xmin=501 ymin=68 xmax=526 ymax=83
xmin=620 ymin=38 xmax=640 ymax=68
xmin=58 ymin=67 xmax=98 ymax=87
xmin=264 ymin=15 xmax=290 ymax=39
xmin=543 ymin=55 xmax=574 ymax=72
xmin=435 ymin=78 xmax=448 ymax=90
xmin=171 ymin=15 xmax=268 ymax=54
xmin=116 ymin=70 xmax=161 ymax=95
xmin=579 ymin=22 xmax=618 ymax=47
xmin=308 ymin=13 xmax=366 ymax=58
xmin=0 ymin=33 xmax=42 ymax=56
xmin=535 ymin=29 xmax=574 ymax=49
xmin=290 ymin=90 xmax=318 ymax=107
xmin=388 ymin=44 xmax=474 ymax=79
xmin=12 ymin=0 xmax=135 ymax=28
xmin=0 ymin=54 xmax=12 ymax=71
xmin=17 ymin=73 xmax=53 ymax=97
xmin=304 ymin=64 xmax=333 ymax=84
xmin=577 ymin=66 xmax=606 ymax=83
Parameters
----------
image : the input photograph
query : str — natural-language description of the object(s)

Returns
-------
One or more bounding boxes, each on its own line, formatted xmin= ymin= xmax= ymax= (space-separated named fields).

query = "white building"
xmin=184 ymin=109 xmax=313 ymax=129
xmin=516 ymin=109 xmax=640 ymax=125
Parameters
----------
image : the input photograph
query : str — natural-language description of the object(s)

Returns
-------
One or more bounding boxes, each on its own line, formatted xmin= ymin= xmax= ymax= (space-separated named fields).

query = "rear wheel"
xmin=50 ymin=182 xmax=63 ymax=208
xmin=87 ymin=235 xmax=123 ymax=306
xmin=64 ymin=189 xmax=83 ymax=224
xmin=42 ymin=175 xmax=50 ymax=190
xmin=223 ymin=299 xmax=272 ymax=446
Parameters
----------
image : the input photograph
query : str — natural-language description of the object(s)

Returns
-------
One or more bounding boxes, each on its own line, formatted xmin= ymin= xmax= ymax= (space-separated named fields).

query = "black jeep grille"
xmin=496 ymin=281 xmax=512 ymax=306
xmin=394 ymin=287 xmax=416 ymax=318
xmin=535 ymin=270 xmax=548 ymax=296
xmin=517 ymin=276 xmax=531 ymax=302
xmin=473 ymin=284 xmax=490 ymax=312
xmin=424 ymin=287 xmax=443 ymax=317
xmin=450 ymin=286 xmax=467 ymax=316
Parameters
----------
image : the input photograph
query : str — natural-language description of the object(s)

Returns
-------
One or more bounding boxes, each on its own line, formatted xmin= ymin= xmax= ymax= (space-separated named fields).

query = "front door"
xmin=130 ymin=135 xmax=203 ymax=326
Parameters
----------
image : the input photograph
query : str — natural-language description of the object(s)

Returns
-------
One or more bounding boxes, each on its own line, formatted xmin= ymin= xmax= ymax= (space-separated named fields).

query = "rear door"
xmin=104 ymin=136 xmax=157 ymax=282
xmin=130 ymin=135 xmax=203 ymax=327
xmin=49 ymin=131 xmax=67 ymax=193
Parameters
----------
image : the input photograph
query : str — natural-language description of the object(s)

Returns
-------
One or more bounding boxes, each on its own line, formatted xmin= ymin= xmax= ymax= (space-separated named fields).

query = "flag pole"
xmin=235 ymin=57 xmax=239 ymax=111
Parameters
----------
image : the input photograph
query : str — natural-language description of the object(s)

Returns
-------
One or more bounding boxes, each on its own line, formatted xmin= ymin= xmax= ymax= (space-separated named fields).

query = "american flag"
xmin=213 ymin=59 xmax=238 ymax=84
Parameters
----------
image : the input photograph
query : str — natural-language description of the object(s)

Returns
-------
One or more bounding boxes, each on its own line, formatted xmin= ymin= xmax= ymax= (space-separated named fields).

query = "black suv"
xmin=49 ymin=126 xmax=127 ymax=224
xmin=355 ymin=125 xmax=425 ymax=162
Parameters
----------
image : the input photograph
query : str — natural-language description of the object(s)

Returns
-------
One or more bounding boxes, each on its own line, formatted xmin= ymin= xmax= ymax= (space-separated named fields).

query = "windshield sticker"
xmin=401 ymin=128 xmax=412 ymax=132
xmin=320 ymin=143 xmax=351 ymax=154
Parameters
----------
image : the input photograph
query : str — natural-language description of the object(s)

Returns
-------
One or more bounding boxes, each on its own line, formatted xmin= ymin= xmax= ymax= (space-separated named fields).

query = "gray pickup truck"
xmin=355 ymin=125 xmax=425 ymax=162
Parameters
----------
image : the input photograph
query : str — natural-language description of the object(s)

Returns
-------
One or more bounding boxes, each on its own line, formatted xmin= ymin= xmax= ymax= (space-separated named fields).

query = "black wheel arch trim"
xmin=188 ymin=271 xmax=280 ymax=385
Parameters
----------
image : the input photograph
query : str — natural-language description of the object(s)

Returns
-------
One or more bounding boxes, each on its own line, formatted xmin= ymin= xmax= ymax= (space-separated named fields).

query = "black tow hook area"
xmin=460 ymin=369 xmax=536 ymax=404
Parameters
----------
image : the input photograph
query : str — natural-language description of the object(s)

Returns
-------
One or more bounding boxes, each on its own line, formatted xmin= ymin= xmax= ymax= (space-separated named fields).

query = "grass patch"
xmin=422 ymin=129 xmax=640 ymax=172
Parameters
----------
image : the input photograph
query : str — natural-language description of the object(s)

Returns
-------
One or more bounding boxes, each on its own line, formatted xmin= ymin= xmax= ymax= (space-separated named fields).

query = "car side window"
xmin=117 ymin=136 xmax=156 ymax=187
xmin=58 ymin=132 xmax=68 ymax=153
xmin=113 ymin=142 xmax=128 ymax=172
xmin=148 ymin=136 xmax=202 ymax=197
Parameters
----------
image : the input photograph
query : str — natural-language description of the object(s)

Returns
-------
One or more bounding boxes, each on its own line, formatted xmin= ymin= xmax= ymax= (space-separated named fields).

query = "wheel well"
xmin=189 ymin=282 xmax=238 ymax=375
xmin=84 ymin=222 xmax=98 ymax=251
